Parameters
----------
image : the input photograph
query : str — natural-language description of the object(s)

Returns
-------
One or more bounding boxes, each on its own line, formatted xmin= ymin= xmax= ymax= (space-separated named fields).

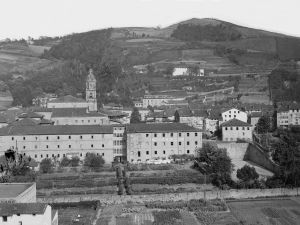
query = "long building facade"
xmin=0 ymin=124 xmax=202 ymax=163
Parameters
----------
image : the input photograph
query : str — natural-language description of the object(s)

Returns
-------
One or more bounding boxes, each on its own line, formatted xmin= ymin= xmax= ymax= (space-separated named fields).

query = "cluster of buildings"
xmin=0 ymin=183 xmax=57 ymax=225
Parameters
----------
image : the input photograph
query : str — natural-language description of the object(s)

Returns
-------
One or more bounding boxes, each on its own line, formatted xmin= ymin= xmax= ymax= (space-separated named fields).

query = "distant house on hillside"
xmin=173 ymin=67 xmax=204 ymax=76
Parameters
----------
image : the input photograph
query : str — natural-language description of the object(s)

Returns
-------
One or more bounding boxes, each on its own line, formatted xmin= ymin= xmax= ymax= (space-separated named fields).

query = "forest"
xmin=171 ymin=24 xmax=242 ymax=42
xmin=268 ymin=68 xmax=300 ymax=103
xmin=276 ymin=37 xmax=300 ymax=62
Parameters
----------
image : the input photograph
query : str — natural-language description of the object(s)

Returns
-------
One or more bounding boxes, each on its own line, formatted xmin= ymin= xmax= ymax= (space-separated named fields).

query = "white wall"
xmin=222 ymin=108 xmax=247 ymax=123
xmin=222 ymin=126 xmax=252 ymax=142
xmin=47 ymin=102 xmax=88 ymax=109
xmin=52 ymin=117 xmax=109 ymax=125
xmin=4 ymin=205 xmax=52 ymax=225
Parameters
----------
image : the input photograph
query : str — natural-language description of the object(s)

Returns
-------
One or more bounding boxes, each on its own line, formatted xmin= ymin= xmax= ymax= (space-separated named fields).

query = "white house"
xmin=222 ymin=108 xmax=247 ymax=123
xmin=222 ymin=118 xmax=252 ymax=142
xmin=0 ymin=203 xmax=57 ymax=225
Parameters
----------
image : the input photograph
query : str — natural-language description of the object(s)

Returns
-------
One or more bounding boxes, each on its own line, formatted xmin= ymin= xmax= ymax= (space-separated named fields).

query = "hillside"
xmin=0 ymin=42 xmax=55 ymax=74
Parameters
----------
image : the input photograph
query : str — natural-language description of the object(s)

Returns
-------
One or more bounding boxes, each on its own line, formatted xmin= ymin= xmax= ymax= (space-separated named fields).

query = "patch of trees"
xmin=130 ymin=107 xmax=142 ymax=123
xmin=171 ymin=24 xmax=242 ymax=42
xmin=214 ymin=44 xmax=246 ymax=65
xmin=268 ymin=68 xmax=300 ymax=103
xmin=276 ymin=37 xmax=300 ymax=61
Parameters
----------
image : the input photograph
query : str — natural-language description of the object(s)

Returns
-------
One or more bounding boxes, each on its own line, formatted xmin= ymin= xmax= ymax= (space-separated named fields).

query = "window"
xmin=154 ymin=142 xmax=157 ymax=146
xmin=247 ymin=127 xmax=250 ymax=130
xmin=23 ymin=137 xmax=25 ymax=140
xmin=91 ymin=135 xmax=94 ymax=139
xmin=162 ymin=133 xmax=165 ymax=137
xmin=163 ymin=150 xmax=166 ymax=154
xmin=80 ymin=136 xmax=82 ymax=139
xmin=146 ymin=151 xmax=149 ymax=155
xmin=229 ymin=115 xmax=231 ymax=118
xmin=23 ymin=153 xmax=26 ymax=156
xmin=82 ymin=120 xmax=84 ymax=123
xmin=46 ymin=154 xmax=48 ymax=158
xmin=236 ymin=127 xmax=239 ymax=130
xmin=195 ymin=141 xmax=198 ymax=145
xmin=35 ymin=154 xmax=37 ymax=158
xmin=229 ymin=111 xmax=231 ymax=113
xmin=52 ymin=154 xmax=54 ymax=157
xmin=154 ymin=151 xmax=157 ymax=155
xmin=75 ymin=120 xmax=78 ymax=123
xmin=242 ymin=127 xmax=245 ymax=130
xmin=63 ymin=154 xmax=65 ymax=157
xmin=58 ymin=145 xmax=60 ymax=148
xmin=69 ymin=145 xmax=71 ymax=148
xmin=225 ymin=127 xmax=228 ymax=130
xmin=102 ymin=153 xmax=104 ymax=156
xmin=171 ymin=142 xmax=174 ymax=146
xmin=46 ymin=145 xmax=48 ymax=148
xmin=46 ymin=136 xmax=49 ymax=140
xmin=41 ymin=154 xmax=43 ymax=158
xmin=179 ymin=133 xmax=181 ymax=137
xmin=187 ymin=150 xmax=190 ymax=154
xmin=17 ymin=214 xmax=20 ymax=216
xmin=187 ymin=133 xmax=190 ymax=137
xmin=102 ymin=144 xmax=104 ymax=147
xmin=234 ymin=115 xmax=236 ymax=118
xmin=243 ymin=132 xmax=245 ymax=136
xmin=35 ymin=145 xmax=37 ymax=149
xmin=88 ymin=120 xmax=90 ymax=123
xmin=230 ymin=127 xmax=233 ymax=130
xmin=154 ymin=134 xmax=157 ymax=137
xmin=23 ymin=146 xmax=25 ymax=149
xmin=187 ymin=141 xmax=190 ymax=145
xmin=19 ymin=221 xmax=22 ymax=225
xmin=179 ymin=142 xmax=181 ymax=145
xmin=195 ymin=133 xmax=198 ymax=136
xmin=58 ymin=154 xmax=60 ymax=157
xmin=12 ymin=137 xmax=14 ymax=140
xmin=69 ymin=136 xmax=71 ymax=139
xmin=171 ymin=133 xmax=173 ymax=137
xmin=2 ymin=216 xmax=7 ymax=222
xmin=146 ymin=134 xmax=149 ymax=137
xmin=238 ymin=111 xmax=240 ymax=113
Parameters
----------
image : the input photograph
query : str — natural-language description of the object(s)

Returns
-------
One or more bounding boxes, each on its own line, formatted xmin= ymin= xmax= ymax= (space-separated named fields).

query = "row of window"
xmin=113 ymin=133 xmax=124 ymax=137
xmin=147 ymin=132 xmax=198 ymax=138
xmin=21 ymin=144 xmax=105 ymax=150
xmin=141 ymin=150 xmax=191 ymax=155
xmin=28 ymin=152 xmax=105 ymax=159
xmin=228 ymin=110 xmax=240 ymax=114
xmin=225 ymin=138 xmax=250 ymax=141
xmin=224 ymin=127 xmax=250 ymax=131
xmin=153 ymin=141 xmax=198 ymax=146
xmin=113 ymin=140 xmax=125 ymax=146
xmin=113 ymin=149 xmax=123 ymax=154
xmin=11 ymin=135 xmax=101 ymax=141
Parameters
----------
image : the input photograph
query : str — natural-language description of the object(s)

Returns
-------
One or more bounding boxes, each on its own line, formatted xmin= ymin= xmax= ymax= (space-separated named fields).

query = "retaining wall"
xmin=37 ymin=188 xmax=299 ymax=204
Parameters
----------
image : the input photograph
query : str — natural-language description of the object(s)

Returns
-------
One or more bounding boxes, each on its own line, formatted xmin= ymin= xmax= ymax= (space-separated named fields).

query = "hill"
xmin=0 ymin=42 xmax=55 ymax=74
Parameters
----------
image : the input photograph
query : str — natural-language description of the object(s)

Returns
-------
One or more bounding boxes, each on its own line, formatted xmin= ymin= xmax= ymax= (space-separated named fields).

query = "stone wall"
xmin=37 ymin=188 xmax=299 ymax=205
xmin=217 ymin=143 xmax=249 ymax=160
xmin=244 ymin=143 xmax=279 ymax=172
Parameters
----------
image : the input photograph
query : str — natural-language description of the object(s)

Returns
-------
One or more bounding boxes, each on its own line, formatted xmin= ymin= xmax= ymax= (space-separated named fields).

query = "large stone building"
xmin=47 ymin=69 xmax=97 ymax=112
xmin=0 ymin=124 xmax=202 ymax=163
xmin=221 ymin=108 xmax=247 ymax=123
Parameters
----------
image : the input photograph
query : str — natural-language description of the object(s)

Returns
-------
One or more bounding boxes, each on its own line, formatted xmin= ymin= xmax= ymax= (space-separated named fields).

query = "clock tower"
xmin=86 ymin=69 xmax=97 ymax=111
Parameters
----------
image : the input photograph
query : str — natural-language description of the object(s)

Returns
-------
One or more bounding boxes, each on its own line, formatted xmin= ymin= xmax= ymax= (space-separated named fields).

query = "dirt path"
xmin=92 ymin=208 xmax=102 ymax=225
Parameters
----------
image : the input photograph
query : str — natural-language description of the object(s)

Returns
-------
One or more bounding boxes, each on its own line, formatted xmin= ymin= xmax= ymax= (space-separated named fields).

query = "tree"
xmin=40 ymin=158 xmax=54 ymax=174
xmin=32 ymin=87 xmax=44 ymax=98
xmin=146 ymin=65 xmax=155 ymax=75
xmin=142 ymin=33 xmax=146 ymax=37
xmin=59 ymin=156 xmax=70 ymax=167
xmin=70 ymin=156 xmax=80 ymax=167
xmin=165 ymin=66 xmax=174 ymax=76
xmin=130 ymin=107 xmax=141 ymax=123
xmin=256 ymin=115 xmax=270 ymax=133
xmin=237 ymin=164 xmax=259 ymax=182
xmin=147 ymin=105 xmax=154 ymax=112
xmin=84 ymin=153 xmax=105 ymax=171
xmin=196 ymin=143 xmax=234 ymax=175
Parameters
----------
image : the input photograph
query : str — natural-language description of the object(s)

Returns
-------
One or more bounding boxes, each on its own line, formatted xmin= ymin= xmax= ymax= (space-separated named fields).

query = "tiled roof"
xmin=0 ymin=203 xmax=47 ymax=216
xmin=0 ymin=115 xmax=7 ymax=123
xmin=193 ymin=109 xmax=207 ymax=118
xmin=289 ymin=103 xmax=300 ymax=110
xmin=251 ymin=112 xmax=263 ymax=118
xmin=48 ymin=95 xmax=86 ymax=103
xmin=222 ymin=118 xmax=252 ymax=127
xmin=52 ymin=108 xmax=107 ymax=118
xmin=32 ymin=108 xmax=54 ymax=112
xmin=126 ymin=123 xmax=199 ymax=133
xmin=99 ymin=109 xmax=128 ymax=117
xmin=19 ymin=112 xmax=44 ymax=119
xmin=11 ymin=118 xmax=40 ymax=126
xmin=39 ymin=118 xmax=54 ymax=125
xmin=277 ymin=105 xmax=289 ymax=113
xmin=0 ymin=183 xmax=33 ymax=199
xmin=0 ymin=125 xmax=114 ymax=136
xmin=176 ymin=108 xmax=193 ymax=117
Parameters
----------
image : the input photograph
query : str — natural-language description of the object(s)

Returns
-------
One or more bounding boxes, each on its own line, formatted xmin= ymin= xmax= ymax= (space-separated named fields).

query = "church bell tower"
xmin=86 ymin=69 xmax=97 ymax=111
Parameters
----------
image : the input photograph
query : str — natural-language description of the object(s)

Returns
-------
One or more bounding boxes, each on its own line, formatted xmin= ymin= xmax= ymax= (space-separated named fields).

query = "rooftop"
xmin=0 ymin=203 xmax=47 ymax=216
xmin=0 ymin=183 xmax=33 ymax=199
xmin=126 ymin=123 xmax=199 ymax=133
xmin=18 ymin=112 xmax=44 ymax=119
xmin=222 ymin=118 xmax=252 ymax=127
xmin=48 ymin=95 xmax=86 ymax=103
xmin=51 ymin=108 xmax=107 ymax=118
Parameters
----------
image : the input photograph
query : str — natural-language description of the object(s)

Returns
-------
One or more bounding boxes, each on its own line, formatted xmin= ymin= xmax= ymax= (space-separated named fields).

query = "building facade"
xmin=222 ymin=108 xmax=247 ymax=123
xmin=222 ymin=118 xmax=252 ymax=142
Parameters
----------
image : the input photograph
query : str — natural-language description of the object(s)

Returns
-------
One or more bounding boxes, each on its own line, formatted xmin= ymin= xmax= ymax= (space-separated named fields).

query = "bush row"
xmin=49 ymin=189 xmax=116 ymax=196
xmin=131 ymin=175 xmax=206 ymax=185
xmin=145 ymin=199 xmax=227 ymax=212
xmin=50 ymin=201 xmax=99 ymax=209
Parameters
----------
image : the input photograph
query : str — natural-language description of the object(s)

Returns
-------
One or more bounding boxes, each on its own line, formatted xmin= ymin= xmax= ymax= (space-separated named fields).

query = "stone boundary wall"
xmin=37 ymin=188 xmax=299 ymax=205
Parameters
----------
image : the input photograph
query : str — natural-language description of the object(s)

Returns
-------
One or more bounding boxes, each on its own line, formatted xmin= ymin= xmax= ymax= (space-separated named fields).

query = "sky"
xmin=1 ymin=0 xmax=300 ymax=40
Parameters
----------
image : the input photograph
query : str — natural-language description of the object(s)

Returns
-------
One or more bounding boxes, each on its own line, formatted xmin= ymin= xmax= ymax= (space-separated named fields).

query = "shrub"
xmin=237 ymin=164 xmax=259 ymax=182
xmin=84 ymin=153 xmax=105 ymax=171
xmin=40 ymin=158 xmax=54 ymax=174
